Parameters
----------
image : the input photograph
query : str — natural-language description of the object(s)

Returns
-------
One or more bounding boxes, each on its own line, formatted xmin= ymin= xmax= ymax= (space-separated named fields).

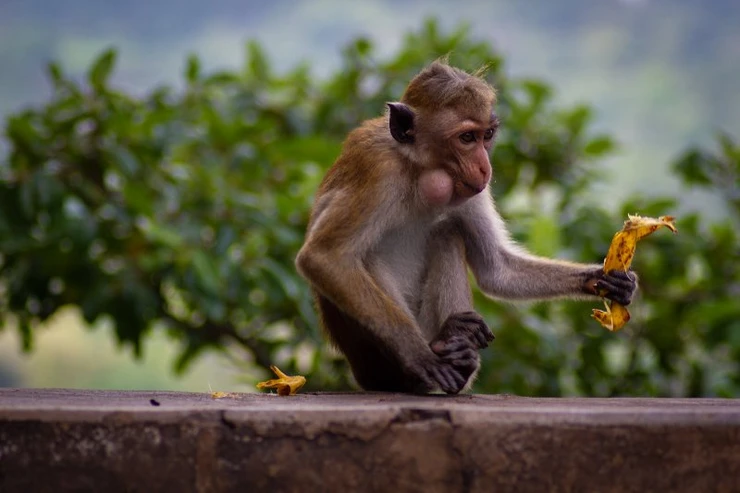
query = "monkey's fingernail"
xmin=431 ymin=341 xmax=446 ymax=353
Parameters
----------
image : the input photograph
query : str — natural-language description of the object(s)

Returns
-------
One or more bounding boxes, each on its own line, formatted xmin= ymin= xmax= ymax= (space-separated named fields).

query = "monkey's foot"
xmin=406 ymin=352 xmax=471 ymax=395
xmin=433 ymin=336 xmax=479 ymax=370
xmin=432 ymin=311 xmax=494 ymax=351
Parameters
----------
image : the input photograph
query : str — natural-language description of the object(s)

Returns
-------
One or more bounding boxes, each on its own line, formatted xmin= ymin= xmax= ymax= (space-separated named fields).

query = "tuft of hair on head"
xmin=401 ymin=59 xmax=496 ymax=111
xmin=472 ymin=62 xmax=493 ymax=79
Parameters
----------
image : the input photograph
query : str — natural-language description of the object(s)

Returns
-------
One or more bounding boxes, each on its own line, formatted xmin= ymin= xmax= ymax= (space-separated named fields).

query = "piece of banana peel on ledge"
xmin=256 ymin=365 xmax=307 ymax=396
xmin=592 ymin=215 xmax=677 ymax=332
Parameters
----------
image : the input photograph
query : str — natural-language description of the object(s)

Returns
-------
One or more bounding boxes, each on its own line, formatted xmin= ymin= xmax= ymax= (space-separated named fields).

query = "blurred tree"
xmin=1 ymin=19 xmax=738 ymax=396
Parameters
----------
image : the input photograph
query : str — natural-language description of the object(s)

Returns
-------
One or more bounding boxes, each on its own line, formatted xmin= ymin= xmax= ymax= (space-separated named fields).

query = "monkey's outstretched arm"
xmin=460 ymin=193 xmax=637 ymax=303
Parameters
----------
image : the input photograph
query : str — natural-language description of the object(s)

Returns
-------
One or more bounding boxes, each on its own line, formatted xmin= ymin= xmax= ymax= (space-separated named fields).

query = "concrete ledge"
xmin=1 ymin=389 xmax=739 ymax=492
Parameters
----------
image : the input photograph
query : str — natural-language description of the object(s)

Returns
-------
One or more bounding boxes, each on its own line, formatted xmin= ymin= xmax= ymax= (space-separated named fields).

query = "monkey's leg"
xmin=317 ymin=295 xmax=457 ymax=394
xmin=418 ymin=221 xmax=494 ymax=346
xmin=417 ymin=222 xmax=494 ymax=392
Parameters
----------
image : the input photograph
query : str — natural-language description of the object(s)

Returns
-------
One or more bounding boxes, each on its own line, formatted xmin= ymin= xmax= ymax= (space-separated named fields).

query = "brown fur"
xmin=402 ymin=62 xmax=496 ymax=112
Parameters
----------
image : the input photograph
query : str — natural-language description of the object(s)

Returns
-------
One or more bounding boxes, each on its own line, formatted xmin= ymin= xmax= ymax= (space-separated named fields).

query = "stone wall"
xmin=1 ymin=389 xmax=739 ymax=492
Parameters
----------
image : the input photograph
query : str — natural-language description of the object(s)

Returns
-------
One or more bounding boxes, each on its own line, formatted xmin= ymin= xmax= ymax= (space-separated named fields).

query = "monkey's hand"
xmin=424 ymin=312 xmax=494 ymax=394
xmin=430 ymin=336 xmax=479 ymax=394
xmin=583 ymin=269 xmax=638 ymax=306
xmin=433 ymin=311 xmax=495 ymax=350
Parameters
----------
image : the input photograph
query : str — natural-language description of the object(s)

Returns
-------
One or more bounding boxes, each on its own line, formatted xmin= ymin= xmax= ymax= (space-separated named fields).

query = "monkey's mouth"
xmin=456 ymin=180 xmax=486 ymax=198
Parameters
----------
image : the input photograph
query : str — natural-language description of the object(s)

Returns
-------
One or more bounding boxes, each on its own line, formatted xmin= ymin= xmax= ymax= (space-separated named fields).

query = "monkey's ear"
xmin=387 ymin=102 xmax=415 ymax=144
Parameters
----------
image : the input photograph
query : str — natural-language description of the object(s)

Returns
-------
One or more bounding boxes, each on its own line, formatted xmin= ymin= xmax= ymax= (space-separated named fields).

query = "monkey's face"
xmin=437 ymin=110 xmax=499 ymax=202
xmin=392 ymin=61 xmax=499 ymax=205
xmin=409 ymin=108 xmax=498 ymax=207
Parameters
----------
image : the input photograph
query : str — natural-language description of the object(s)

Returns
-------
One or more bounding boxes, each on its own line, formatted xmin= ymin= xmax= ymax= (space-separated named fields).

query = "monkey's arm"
xmin=460 ymin=193 xmax=637 ymax=304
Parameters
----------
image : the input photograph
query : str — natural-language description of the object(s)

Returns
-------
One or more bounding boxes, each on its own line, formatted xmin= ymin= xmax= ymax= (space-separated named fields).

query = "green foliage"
xmin=1 ymin=20 xmax=738 ymax=396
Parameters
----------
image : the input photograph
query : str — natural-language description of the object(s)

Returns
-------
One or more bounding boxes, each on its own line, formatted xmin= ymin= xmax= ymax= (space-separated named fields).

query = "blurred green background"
xmin=0 ymin=1 xmax=738 ymax=396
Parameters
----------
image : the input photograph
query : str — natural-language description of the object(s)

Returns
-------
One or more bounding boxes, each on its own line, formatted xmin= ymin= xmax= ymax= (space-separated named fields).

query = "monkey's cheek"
xmin=419 ymin=169 xmax=454 ymax=206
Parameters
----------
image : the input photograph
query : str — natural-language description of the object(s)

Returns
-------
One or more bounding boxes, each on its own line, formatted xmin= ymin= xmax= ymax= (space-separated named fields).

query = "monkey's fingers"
xmin=476 ymin=327 xmax=495 ymax=348
xmin=439 ymin=312 xmax=494 ymax=350
xmin=428 ymin=366 xmax=455 ymax=394
xmin=605 ymin=270 xmax=637 ymax=287
xmin=437 ymin=342 xmax=478 ymax=366
xmin=596 ymin=271 xmax=637 ymax=306
xmin=429 ymin=363 xmax=466 ymax=395
xmin=466 ymin=317 xmax=495 ymax=347
xmin=431 ymin=336 xmax=471 ymax=356
xmin=447 ymin=352 xmax=479 ymax=372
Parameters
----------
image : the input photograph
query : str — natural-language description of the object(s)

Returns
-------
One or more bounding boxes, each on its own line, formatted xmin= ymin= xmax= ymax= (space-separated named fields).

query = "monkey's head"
xmin=387 ymin=61 xmax=499 ymax=205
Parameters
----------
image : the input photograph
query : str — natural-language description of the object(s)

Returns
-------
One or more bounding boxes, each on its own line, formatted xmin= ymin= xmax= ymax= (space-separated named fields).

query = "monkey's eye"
xmin=483 ymin=128 xmax=495 ymax=141
xmin=460 ymin=132 xmax=476 ymax=143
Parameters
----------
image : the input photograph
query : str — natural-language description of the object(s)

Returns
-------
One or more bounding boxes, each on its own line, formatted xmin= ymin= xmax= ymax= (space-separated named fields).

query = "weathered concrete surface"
xmin=1 ymin=389 xmax=739 ymax=493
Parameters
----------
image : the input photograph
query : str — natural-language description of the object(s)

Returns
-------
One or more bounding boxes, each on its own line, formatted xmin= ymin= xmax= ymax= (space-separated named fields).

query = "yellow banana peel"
xmin=210 ymin=391 xmax=234 ymax=399
xmin=592 ymin=214 xmax=677 ymax=332
xmin=256 ymin=365 xmax=307 ymax=396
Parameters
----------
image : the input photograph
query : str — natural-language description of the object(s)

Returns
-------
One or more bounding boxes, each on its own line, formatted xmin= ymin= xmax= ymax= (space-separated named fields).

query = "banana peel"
xmin=256 ymin=365 xmax=306 ymax=396
xmin=592 ymin=214 xmax=677 ymax=332
xmin=211 ymin=391 xmax=235 ymax=399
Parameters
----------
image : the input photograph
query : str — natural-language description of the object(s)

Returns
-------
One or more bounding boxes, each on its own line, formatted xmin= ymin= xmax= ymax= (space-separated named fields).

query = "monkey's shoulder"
xmin=322 ymin=117 xmax=409 ymax=190
xmin=342 ymin=117 xmax=399 ymax=162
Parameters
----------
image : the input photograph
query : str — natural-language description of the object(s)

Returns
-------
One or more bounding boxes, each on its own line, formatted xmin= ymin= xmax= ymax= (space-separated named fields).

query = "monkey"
xmin=295 ymin=61 xmax=637 ymax=395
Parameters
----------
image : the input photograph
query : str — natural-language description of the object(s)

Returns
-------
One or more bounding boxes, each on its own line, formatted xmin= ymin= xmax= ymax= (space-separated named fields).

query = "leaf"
xmin=110 ymin=145 xmax=140 ymax=176
xmin=6 ymin=115 xmax=41 ymax=153
xmin=519 ymin=79 xmax=552 ymax=109
xmin=246 ymin=41 xmax=270 ymax=80
xmin=47 ymin=62 xmax=64 ymax=86
xmin=563 ymin=105 xmax=593 ymax=136
xmin=205 ymin=71 xmax=240 ymax=85
xmin=718 ymin=132 xmax=739 ymax=162
xmin=259 ymin=257 xmax=301 ymax=299
xmin=122 ymin=183 xmax=154 ymax=215
xmin=673 ymin=150 xmax=711 ymax=185
xmin=192 ymin=250 xmax=221 ymax=295
xmin=583 ymin=135 xmax=616 ymax=157
xmin=354 ymin=38 xmax=373 ymax=57
xmin=185 ymin=54 xmax=201 ymax=84
xmin=18 ymin=316 xmax=33 ymax=352
xmin=143 ymin=224 xmax=184 ymax=249
xmin=19 ymin=178 xmax=35 ymax=218
xmin=88 ymin=48 xmax=117 ymax=92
